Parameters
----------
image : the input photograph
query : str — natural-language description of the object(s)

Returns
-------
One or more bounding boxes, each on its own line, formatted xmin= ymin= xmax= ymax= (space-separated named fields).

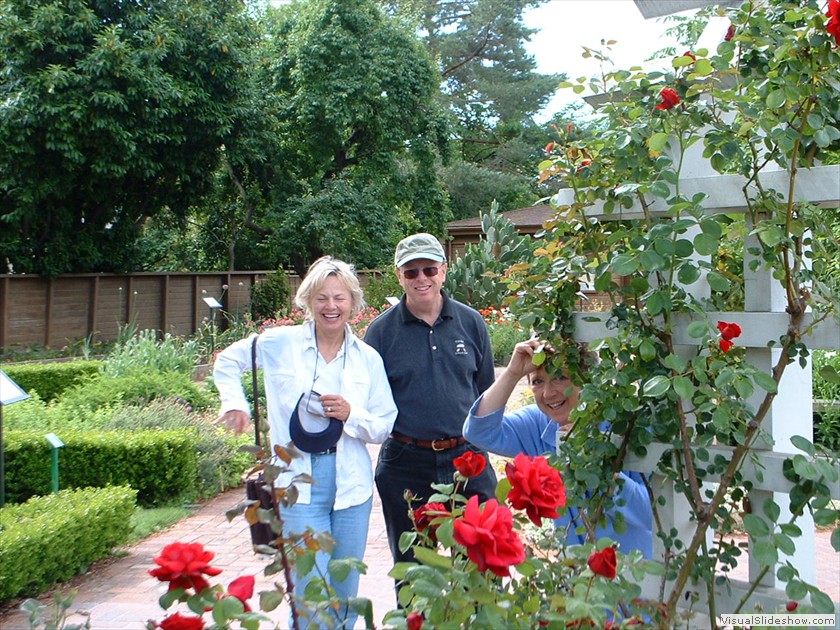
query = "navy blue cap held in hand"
xmin=288 ymin=393 xmax=343 ymax=453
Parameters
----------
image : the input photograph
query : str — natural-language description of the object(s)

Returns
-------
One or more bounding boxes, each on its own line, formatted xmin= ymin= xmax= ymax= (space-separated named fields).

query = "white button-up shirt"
xmin=213 ymin=321 xmax=397 ymax=509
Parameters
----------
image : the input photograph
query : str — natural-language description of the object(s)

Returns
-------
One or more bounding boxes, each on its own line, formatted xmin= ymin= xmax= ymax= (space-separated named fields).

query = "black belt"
xmin=313 ymin=446 xmax=337 ymax=455
xmin=390 ymin=431 xmax=467 ymax=451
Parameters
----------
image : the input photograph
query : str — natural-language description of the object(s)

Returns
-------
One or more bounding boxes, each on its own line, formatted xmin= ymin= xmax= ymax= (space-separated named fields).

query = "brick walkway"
xmin=1 ymin=443 xmax=837 ymax=629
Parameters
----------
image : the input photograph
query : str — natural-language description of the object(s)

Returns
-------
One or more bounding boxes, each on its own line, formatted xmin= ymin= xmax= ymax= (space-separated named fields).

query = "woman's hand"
xmin=215 ymin=409 xmax=251 ymax=436
xmin=506 ymin=339 xmax=548 ymax=380
xmin=318 ymin=394 xmax=350 ymax=422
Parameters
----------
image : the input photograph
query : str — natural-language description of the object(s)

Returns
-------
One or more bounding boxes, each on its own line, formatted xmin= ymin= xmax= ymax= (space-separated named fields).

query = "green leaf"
xmin=743 ymin=514 xmax=771 ymax=538
xmin=647 ymin=290 xmax=669 ymax=315
xmin=700 ymin=217 xmax=722 ymax=239
xmin=766 ymin=89 xmax=786 ymax=109
xmin=259 ymin=590 xmax=285 ymax=612
xmin=763 ymin=499 xmax=781 ymax=523
xmin=686 ymin=320 xmax=709 ymax=338
xmin=809 ymin=589 xmax=836 ymax=614
xmin=694 ymin=233 xmax=719 ymax=256
xmin=818 ymin=365 xmax=840 ymax=385
xmin=753 ymin=540 xmax=778 ymax=565
xmin=694 ymin=58 xmax=713 ymax=76
xmin=785 ymin=579 xmax=808 ymax=601
xmin=664 ymin=353 xmax=688 ymax=372
xmin=649 ymin=132 xmax=670 ymax=152
xmin=773 ymin=533 xmax=795 ymax=556
xmin=672 ymin=375 xmax=694 ymax=399
xmin=611 ymin=253 xmax=638 ymax=276
xmin=831 ymin=527 xmax=840 ymax=552
xmin=706 ymin=271 xmax=730 ymax=292
xmin=639 ymin=249 xmax=667 ymax=271
xmin=412 ymin=546 xmax=453 ymax=570
xmin=643 ymin=375 xmax=671 ymax=398
xmin=678 ymin=263 xmax=701 ymax=285
xmin=790 ymin=435 xmax=815 ymax=456
xmin=814 ymin=508 xmax=839 ymax=527
xmin=752 ymin=371 xmax=778 ymax=394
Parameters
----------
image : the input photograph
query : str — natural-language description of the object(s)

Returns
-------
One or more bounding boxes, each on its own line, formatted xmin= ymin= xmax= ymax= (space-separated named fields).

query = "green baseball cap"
xmin=394 ymin=233 xmax=446 ymax=267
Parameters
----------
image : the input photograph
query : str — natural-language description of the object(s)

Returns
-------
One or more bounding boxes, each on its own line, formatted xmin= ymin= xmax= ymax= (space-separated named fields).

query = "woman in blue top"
xmin=463 ymin=339 xmax=653 ymax=558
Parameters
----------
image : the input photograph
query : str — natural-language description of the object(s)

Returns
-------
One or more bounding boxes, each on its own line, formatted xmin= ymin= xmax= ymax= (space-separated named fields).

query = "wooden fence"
xmin=0 ymin=271 xmax=282 ymax=352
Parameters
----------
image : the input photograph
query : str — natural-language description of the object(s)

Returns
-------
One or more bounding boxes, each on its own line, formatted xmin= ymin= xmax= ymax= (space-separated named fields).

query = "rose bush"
xmin=384 ymin=452 xmax=661 ymax=629
xmin=520 ymin=0 xmax=840 ymax=624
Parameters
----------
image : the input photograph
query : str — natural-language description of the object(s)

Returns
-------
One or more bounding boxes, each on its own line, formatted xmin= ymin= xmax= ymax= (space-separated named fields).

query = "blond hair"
xmin=294 ymin=256 xmax=365 ymax=320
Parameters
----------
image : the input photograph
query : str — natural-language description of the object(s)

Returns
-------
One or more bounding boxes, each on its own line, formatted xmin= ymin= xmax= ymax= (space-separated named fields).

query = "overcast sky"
xmin=523 ymin=0 xmax=686 ymax=118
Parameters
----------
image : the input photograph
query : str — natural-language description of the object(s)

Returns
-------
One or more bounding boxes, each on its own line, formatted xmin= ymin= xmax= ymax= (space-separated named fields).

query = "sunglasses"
xmin=401 ymin=266 xmax=440 ymax=280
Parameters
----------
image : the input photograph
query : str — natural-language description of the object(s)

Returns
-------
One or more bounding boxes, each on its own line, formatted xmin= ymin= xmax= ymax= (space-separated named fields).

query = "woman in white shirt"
xmin=214 ymin=256 xmax=397 ymax=629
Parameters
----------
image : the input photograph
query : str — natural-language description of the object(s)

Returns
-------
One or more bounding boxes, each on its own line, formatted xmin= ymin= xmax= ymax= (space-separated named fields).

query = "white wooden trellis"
xmin=552 ymin=147 xmax=840 ymax=622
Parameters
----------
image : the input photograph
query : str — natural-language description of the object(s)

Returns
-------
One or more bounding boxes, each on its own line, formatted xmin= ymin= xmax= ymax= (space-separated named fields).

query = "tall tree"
xmin=216 ymin=0 xmax=452 ymax=275
xmin=0 ymin=0 xmax=257 ymax=276
xmin=381 ymin=0 xmax=562 ymax=219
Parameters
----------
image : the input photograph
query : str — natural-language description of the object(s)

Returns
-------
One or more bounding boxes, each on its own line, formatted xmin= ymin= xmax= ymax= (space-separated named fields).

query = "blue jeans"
xmin=374 ymin=438 xmax=497 ymax=566
xmin=282 ymin=452 xmax=372 ymax=629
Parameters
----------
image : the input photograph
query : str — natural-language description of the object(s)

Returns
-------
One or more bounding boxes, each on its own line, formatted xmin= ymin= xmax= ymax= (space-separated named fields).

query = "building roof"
xmin=446 ymin=205 xmax=553 ymax=235
xmin=632 ymin=0 xmax=740 ymax=19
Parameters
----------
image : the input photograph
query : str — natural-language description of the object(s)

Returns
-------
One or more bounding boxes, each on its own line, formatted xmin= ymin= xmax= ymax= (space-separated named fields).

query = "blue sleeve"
xmin=602 ymin=471 xmax=653 ymax=558
xmin=463 ymin=398 xmax=555 ymax=458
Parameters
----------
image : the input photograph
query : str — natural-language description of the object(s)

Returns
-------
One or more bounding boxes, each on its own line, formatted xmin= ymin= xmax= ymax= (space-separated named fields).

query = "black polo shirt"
xmin=364 ymin=291 xmax=495 ymax=439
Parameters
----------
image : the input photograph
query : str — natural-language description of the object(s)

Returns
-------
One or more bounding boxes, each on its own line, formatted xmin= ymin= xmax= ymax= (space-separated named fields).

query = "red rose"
xmin=545 ymin=141 xmax=557 ymax=155
xmin=149 ymin=542 xmax=223 ymax=593
xmin=719 ymin=338 xmax=734 ymax=353
xmin=454 ymin=450 xmax=486 ymax=478
xmin=655 ymin=88 xmax=681 ymax=110
xmin=827 ymin=0 xmax=840 ymax=46
xmin=724 ymin=24 xmax=735 ymax=41
xmin=453 ymin=495 xmax=525 ymax=577
xmin=786 ymin=600 xmax=798 ymax=612
xmin=406 ymin=611 xmax=425 ymax=630
xmin=717 ymin=320 xmax=742 ymax=340
xmin=587 ymin=546 xmax=618 ymax=579
xmin=505 ymin=453 xmax=566 ymax=526
xmin=157 ymin=613 xmax=206 ymax=630
xmin=223 ymin=575 xmax=254 ymax=612
xmin=413 ymin=502 xmax=450 ymax=543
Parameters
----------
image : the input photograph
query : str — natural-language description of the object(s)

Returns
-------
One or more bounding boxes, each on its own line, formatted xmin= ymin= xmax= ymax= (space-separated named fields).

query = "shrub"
xmin=361 ymin=271 xmax=402 ymax=312
xmin=250 ymin=270 xmax=291 ymax=319
xmin=811 ymin=350 xmax=840 ymax=452
xmin=0 ymin=486 xmax=136 ymax=602
xmin=0 ymin=360 xmax=102 ymax=402
xmin=5 ymin=429 xmax=199 ymax=507
xmin=101 ymin=400 xmax=252 ymax=501
xmin=101 ymin=328 xmax=201 ymax=377
xmin=59 ymin=370 xmax=215 ymax=414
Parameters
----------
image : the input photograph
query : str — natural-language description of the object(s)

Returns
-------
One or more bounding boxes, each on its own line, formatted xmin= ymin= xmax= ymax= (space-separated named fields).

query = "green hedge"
xmin=0 ymin=486 xmax=136 ymax=602
xmin=1 ymin=360 xmax=103 ymax=402
xmin=5 ymin=429 xmax=200 ymax=507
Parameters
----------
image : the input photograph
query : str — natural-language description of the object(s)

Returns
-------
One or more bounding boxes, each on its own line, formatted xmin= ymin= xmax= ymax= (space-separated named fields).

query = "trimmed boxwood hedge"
xmin=5 ymin=429 xmax=200 ymax=507
xmin=0 ymin=485 xmax=136 ymax=602
xmin=1 ymin=360 xmax=103 ymax=402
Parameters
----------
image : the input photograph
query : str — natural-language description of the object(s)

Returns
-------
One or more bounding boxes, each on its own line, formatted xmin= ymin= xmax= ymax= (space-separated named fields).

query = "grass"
xmin=128 ymin=505 xmax=194 ymax=544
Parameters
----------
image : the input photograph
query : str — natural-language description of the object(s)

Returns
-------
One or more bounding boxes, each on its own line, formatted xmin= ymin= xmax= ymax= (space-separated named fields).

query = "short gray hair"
xmin=295 ymin=256 xmax=365 ymax=320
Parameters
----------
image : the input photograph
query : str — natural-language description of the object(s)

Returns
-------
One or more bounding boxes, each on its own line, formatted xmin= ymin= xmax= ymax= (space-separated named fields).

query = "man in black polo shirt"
xmin=364 ymin=233 xmax=497 ymax=574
